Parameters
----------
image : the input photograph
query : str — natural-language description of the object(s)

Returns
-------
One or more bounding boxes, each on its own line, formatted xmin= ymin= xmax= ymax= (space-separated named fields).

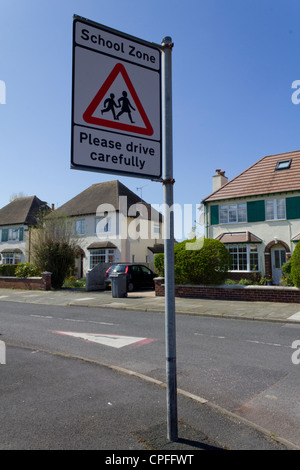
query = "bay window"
xmin=227 ymin=244 xmax=259 ymax=271
xmin=89 ymin=248 xmax=115 ymax=269
xmin=2 ymin=251 xmax=22 ymax=265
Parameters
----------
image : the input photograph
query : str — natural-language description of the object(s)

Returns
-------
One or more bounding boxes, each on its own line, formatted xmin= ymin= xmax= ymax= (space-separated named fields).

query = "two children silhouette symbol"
xmin=101 ymin=91 xmax=135 ymax=123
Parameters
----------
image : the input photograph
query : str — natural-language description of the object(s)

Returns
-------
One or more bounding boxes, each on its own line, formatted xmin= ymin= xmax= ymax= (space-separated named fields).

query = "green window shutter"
xmin=210 ymin=205 xmax=219 ymax=225
xmin=1 ymin=228 xmax=8 ymax=242
xmin=286 ymin=196 xmax=300 ymax=220
xmin=19 ymin=227 xmax=24 ymax=241
xmin=247 ymin=200 xmax=265 ymax=222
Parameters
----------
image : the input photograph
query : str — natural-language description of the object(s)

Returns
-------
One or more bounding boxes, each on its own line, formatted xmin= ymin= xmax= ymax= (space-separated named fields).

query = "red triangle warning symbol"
xmin=83 ymin=63 xmax=154 ymax=137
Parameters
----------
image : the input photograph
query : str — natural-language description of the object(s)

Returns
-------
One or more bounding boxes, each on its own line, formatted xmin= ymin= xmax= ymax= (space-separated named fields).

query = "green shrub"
xmin=63 ymin=276 xmax=86 ymax=289
xmin=15 ymin=263 xmax=41 ymax=278
xmin=225 ymin=278 xmax=237 ymax=285
xmin=0 ymin=264 xmax=18 ymax=276
xmin=157 ymin=238 xmax=231 ymax=285
xmin=238 ymin=278 xmax=254 ymax=285
xmin=291 ymin=244 xmax=300 ymax=288
xmin=175 ymin=238 xmax=231 ymax=285
xmin=281 ymin=259 xmax=293 ymax=286
xmin=154 ymin=253 xmax=164 ymax=277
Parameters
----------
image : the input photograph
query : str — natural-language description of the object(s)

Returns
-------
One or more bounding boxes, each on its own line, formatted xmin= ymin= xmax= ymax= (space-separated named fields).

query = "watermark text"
xmin=0 ymin=80 xmax=6 ymax=104
xmin=291 ymin=340 xmax=300 ymax=364
xmin=291 ymin=80 xmax=300 ymax=104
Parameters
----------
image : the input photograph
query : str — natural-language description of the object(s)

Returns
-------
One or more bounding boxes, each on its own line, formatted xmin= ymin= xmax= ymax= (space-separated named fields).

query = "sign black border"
xmin=71 ymin=16 xmax=162 ymax=181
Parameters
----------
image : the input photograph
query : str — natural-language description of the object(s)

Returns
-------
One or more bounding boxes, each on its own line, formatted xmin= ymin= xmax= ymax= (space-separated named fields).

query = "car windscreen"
xmin=110 ymin=265 xmax=127 ymax=273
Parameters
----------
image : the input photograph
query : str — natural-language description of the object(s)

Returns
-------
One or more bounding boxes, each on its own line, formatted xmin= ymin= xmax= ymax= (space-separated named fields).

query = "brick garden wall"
xmin=0 ymin=272 xmax=51 ymax=291
xmin=154 ymin=278 xmax=300 ymax=303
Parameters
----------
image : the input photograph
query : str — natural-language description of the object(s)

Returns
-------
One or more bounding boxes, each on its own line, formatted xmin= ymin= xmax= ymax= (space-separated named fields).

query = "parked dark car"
xmin=105 ymin=264 xmax=157 ymax=292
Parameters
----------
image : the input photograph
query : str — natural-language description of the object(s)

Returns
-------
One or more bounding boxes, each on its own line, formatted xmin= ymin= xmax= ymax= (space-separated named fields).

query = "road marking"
xmin=64 ymin=318 xmax=85 ymax=322
xmin=0 ymin=341 xmax=6 ymax=364
xmin=53 ymin=331 xmax=155 ymax=349
xmin=195 ymin=332 xmax=287 ymax=349
xmin=0 ymin=296 xmax=8 ymax=299
xmin=246 ymin=340 xmax=282 ymax=347
xmin=58 ymin=318 xmax=116 ymax=326
xmin=31 ymin=314 xmax=53 ymax=319
xmin=195 ymin=333 xmax=225 ymax=339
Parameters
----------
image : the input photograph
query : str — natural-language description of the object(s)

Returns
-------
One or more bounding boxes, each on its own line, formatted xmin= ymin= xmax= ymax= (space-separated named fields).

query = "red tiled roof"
xmin=202 ymin=150 xmax=300 ymax=202
xmin=216 ymin=232 xmax=262 ymax=244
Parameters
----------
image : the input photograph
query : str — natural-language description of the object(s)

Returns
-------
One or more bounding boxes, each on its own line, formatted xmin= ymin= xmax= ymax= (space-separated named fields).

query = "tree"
xmin=31 ymin=211 xmax=80 ymax=289
xmin=9 ymin=191 xmax=28 ymax=202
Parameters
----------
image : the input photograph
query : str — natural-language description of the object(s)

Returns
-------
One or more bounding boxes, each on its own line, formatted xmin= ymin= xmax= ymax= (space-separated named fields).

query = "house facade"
xmin=53 ymin=180 xmax=163 ymax=277
xmin=0 ymin=196 xmax=49 ymax=265
xmin=202 ymin=150 xmax=300 ymax=284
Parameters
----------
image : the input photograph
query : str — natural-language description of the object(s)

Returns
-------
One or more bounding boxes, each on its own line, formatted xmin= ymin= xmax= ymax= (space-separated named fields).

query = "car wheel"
xmin=127 ymin=282 xmax=134 ymax=292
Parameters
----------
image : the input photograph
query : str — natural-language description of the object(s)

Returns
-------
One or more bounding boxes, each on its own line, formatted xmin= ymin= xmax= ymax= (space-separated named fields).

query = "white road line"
xmin=0 ymin=296 xmax=8 ymax=299
xmin=64 ymin=318 xmax=85 ymax=322
xmin=0 ymin=341 xmax=6 ymax=364
xmin=195 ymin=332 xmax=286 ymax=348
xmin=30 ymin=314 xmax=53 ymax=319
xmin=246 ymin=339 xmax=282 ymax=347
xmin=195 ymin=333 xmax=225 ymax=339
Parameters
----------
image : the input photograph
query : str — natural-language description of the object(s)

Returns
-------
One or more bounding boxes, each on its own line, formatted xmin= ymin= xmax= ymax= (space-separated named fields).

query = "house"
xmin=202 ymin=150 xmax=300 ymax=284
xmin=0 ymin=196 xmax=49 ymax=265
xmin=52 ymin=180 xmax=163 ymax=277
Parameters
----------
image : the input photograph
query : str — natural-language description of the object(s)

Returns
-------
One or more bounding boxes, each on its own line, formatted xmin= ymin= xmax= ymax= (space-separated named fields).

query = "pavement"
xmin=1 ymin=287 xmax=300 ymax=451
xmin=0 ymin=287 xmax=300 ymax=324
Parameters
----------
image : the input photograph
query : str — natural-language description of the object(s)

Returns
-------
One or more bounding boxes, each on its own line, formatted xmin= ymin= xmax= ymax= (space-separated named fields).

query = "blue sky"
xmin=1 ymin=0 xmax=300 ymax=237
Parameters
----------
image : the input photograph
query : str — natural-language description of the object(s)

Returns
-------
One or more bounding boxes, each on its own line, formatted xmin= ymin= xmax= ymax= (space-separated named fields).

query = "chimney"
xmin=213 ymin=169 xmax=228 ymax=192
xmin=51 ymin=204 xmax=55 ymax=211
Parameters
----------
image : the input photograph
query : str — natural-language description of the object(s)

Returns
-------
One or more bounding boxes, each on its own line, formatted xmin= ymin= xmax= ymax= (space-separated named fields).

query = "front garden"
xmin=153 ymin=237 xmax=300 ymax=303
xmin=154 ymin=237 xmax=300 ymax=288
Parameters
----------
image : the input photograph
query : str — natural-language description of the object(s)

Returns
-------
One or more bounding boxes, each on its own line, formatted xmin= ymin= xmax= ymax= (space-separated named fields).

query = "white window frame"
xmin=219 ymin=203 xmax=247 ymax=224
xmin=227 ymin=244 xmax=259 ymax=272
xmin=265 ymin=198 xmax=286 ymax=221
xmin=2 ymin=252 xmax=22 ymax=265
xmin=8 ymin=228 xmax=19 ymax=241
xmin=153 ymin=223 xmax=160 ymax=237
xmin=89 ymin=248 xmax=115 ymax=269
xmin=75 ymin=219 xmax=85 ymax=235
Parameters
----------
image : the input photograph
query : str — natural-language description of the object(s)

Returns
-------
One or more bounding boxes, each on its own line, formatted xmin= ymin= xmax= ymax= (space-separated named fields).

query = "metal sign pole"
xmin=161 ymin=36 xmax=178 ymax=442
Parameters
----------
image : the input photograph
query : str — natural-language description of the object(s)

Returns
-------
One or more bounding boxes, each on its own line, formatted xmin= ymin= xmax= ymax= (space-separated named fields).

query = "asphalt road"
xmin=1 ymin=300 xmax=300 ymax=449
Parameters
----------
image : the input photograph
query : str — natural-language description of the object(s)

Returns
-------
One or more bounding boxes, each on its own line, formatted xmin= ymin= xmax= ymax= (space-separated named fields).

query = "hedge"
xmin=0 ymin=264 xmax=19 ymax=276
xmin=291 ymin=242 xmax=300 ymax=288
xmin=154 ymin=238 xmax=231 ymax=285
